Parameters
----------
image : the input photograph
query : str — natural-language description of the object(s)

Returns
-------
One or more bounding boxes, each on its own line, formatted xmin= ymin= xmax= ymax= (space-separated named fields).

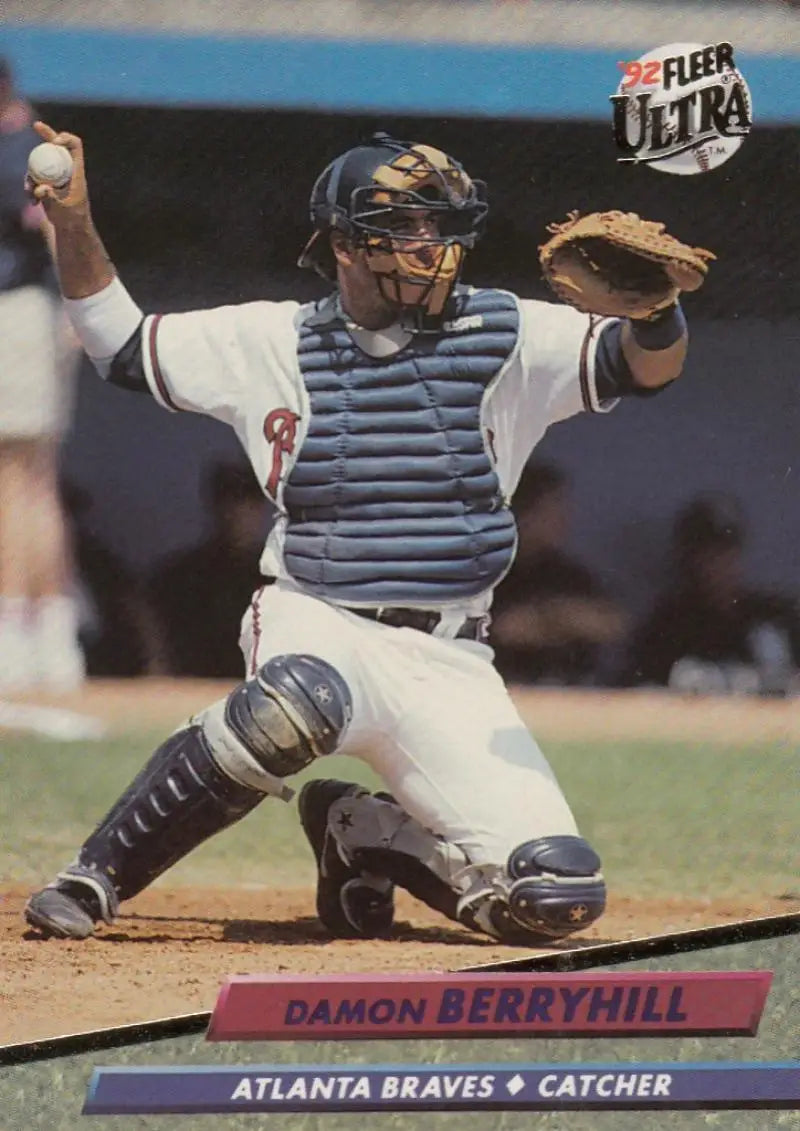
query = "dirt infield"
xmin=1 ymin=682 xmax=797 ymax=1047
xmin=4 ymin=679 xmax=800 ymax=745
xmin=2 ymin=884 xmax=792 ymax=1047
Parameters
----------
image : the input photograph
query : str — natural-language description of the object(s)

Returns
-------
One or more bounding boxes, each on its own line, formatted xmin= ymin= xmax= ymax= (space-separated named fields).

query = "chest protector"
xmin=283 ymin=287 xmax=519 ymax=606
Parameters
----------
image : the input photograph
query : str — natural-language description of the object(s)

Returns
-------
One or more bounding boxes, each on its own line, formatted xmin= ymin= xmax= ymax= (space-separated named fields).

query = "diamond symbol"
xmin=506 ymin=1074 xmax=525 ymax=1096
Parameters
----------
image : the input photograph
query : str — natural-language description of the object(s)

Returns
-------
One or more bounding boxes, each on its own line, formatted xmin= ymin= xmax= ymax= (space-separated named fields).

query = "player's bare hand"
xmin=26 ymin=121 xmax=91 ymax=223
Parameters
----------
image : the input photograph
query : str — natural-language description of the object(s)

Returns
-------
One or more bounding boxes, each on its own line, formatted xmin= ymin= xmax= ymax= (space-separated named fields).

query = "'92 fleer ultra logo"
xmin=610 ymin=42 xmax=752 ymax=174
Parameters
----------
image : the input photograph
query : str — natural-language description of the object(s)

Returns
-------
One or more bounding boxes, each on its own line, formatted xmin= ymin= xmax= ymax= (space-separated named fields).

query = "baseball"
xmin=27 ymin=142 xmax=74 ymax=188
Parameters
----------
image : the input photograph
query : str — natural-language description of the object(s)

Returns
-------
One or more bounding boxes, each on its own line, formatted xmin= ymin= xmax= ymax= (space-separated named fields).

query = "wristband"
xmin=63 ymin=276 xmax=143 ymax=370
xmin=629 ymin=302 xmax=687 ymax=351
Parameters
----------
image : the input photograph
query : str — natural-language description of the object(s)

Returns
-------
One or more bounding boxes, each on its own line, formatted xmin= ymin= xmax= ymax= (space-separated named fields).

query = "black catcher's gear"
xmin=503 ymin=835 xmax=606 ymax=938
xmin=298 ymin=132 xmax=487 ymax=322
xmin=298 ymin=779 xmax=395 ymax=939
xmin=24 ymin=656 xmax=353 ymax=939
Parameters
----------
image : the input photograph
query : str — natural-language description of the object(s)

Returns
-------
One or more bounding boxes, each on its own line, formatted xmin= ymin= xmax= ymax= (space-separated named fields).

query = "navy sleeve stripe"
xmin=595 ymin=320 xmax=674 ymax=400
xmin=578 ymin=317 xmax=596 ymax=412
xmin=106 ymin=320 xmax=148 ymax=394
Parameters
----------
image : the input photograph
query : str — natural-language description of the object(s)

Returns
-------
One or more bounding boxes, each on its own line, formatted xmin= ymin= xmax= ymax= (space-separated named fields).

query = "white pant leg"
xmin=240 ymin=585 xmax=579 ymax=868
xmin=238 ymin=583 xmax=392 ymax=752
xmin=355 ymin=630 xmax=580 ymax=868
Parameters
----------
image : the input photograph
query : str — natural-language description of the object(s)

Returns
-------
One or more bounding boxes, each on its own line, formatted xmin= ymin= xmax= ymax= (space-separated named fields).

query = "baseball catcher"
xmin=24 ymin=124 xmax=712 ymax=945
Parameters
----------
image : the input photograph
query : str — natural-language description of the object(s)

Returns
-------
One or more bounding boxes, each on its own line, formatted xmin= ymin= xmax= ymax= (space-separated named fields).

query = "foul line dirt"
xmin=3 ymin=680 xmax=799 ymax=744
xmin=2 ymin=885 xmax=794 ymax=1047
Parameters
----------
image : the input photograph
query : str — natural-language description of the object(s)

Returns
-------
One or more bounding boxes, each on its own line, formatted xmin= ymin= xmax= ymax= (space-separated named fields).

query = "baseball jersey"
xmin=127 ymin=287 xmax=619 ymax=615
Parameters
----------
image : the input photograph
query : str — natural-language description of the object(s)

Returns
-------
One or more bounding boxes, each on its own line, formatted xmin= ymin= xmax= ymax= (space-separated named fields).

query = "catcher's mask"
xmin=298 ymin=132 xmax=488 ymax=324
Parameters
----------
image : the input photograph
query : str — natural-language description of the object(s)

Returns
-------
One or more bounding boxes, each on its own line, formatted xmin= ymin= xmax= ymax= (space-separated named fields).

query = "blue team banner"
xmin=2 ymin=25 xmax=799 ymax=123
xmin=84 ymin=1063 xmax=800 ymax=1113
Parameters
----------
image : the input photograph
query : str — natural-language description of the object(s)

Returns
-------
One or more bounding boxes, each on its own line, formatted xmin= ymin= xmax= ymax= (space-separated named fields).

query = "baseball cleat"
xmin=25 ymin=887 xmax=98 ymax=939
xmin=24 ymin=866 xmax=118 ymax=940
xmin=298 ymin=778 xmax=395 ymax=939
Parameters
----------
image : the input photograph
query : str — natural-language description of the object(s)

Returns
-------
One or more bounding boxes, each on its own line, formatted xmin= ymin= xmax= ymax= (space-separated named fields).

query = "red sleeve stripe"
xmin=148 ymin=314 xmax=180 ymax=411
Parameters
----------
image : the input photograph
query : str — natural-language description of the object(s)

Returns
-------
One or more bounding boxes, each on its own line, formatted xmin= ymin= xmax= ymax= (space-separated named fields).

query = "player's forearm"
xmin=621 ymin=306 xmax=688 ymax=388
xmin=50 ymin=212 xmax=116 ymax=299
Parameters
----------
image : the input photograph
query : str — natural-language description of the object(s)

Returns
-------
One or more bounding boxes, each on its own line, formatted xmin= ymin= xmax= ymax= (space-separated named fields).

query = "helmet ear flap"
xmin=297 ymin=229 xmax=337 ymax=280
xmin=297 ymin=218 xmax=362 ymax=281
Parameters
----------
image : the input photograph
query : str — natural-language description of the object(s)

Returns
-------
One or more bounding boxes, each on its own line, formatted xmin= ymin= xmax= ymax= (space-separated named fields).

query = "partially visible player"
xmin=0 ymin=60 xmax=84 ymax=691
xmin=25 ymin=124 xmax=690 ymax=944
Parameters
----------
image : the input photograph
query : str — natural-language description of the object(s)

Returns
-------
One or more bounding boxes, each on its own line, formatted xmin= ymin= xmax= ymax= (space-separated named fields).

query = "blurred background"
xmin=1 ymin=0 xmax=799 ymax=698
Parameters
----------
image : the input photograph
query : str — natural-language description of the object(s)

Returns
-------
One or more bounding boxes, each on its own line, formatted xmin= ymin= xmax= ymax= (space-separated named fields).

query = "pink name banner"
xmin=207 ymin=971 xmax=771 ymax=1041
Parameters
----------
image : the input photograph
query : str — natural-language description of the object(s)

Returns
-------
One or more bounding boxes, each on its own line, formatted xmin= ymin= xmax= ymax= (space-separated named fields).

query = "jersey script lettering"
xmin=264 ymin=408 xmax=300 ymax=498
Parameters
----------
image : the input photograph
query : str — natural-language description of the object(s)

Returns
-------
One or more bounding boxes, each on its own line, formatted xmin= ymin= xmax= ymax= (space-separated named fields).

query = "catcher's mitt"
xmin=538 ymin=210 xmax=715 ymax=319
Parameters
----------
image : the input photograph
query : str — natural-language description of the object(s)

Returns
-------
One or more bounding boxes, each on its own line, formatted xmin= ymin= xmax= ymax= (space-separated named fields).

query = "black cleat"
xmin=298 ymin=779 xmax=394 ymax=939
xmin=24 ymin=867 xmax=118 ymax=940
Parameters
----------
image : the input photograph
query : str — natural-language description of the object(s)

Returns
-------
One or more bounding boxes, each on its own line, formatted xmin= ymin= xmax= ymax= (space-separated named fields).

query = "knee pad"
xmin=221 ymin=654 xmax=352 ymax=783
xmin=504 ymin=835 xmax=606 ymax=939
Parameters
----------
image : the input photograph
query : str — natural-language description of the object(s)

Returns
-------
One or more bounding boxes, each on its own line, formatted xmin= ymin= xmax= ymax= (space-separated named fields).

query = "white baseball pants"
xmin=238 ymin=582 xmax=580 ymax=869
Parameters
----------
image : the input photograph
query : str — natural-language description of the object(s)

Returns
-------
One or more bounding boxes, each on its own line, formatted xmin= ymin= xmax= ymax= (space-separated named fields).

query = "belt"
xmin=346 ymin=605 xmax=489 ymax=643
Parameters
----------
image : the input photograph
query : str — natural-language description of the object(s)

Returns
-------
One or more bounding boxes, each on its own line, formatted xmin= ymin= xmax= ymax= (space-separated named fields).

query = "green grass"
xmin=1 ymin=933 xmax=798 ymax=1130
xmin=0 ymin=732 xmax=796 ymax=899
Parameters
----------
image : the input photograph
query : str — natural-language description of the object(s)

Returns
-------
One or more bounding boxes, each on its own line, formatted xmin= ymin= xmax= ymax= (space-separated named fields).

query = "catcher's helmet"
xmin=298 ymin=132 xmax=488 ymax=320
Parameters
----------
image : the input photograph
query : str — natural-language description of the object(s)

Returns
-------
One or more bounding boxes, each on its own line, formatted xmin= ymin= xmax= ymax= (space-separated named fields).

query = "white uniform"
xmin=133 ymin=293 xmax=616 ymax=869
